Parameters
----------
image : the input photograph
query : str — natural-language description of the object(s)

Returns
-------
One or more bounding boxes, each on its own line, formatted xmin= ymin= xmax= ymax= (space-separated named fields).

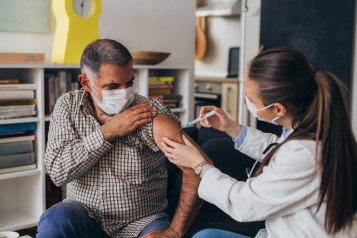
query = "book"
xmin=149 ymin=77 xmax=158 ymax=82
xmin=149 ymin=89 xmax=171 ymax=96
xmin=148 ymin=84 xmax=174 ymax=89
xmin=48 ymin=75 xmax=56 ymax=113
xmin=0 ymin=163 xmax=36 ymax=174
xmin=55 ymin=76 xmax=60 ymax=100
xmin=164 ymin=103 xmax=179 ymax=108
xmin=148 ymin=81 xmax=172 ymax=85
xmin=0 ymin=52 xmax=45 ymax=64
xmin=0 ymin=84 xmax=37 ymax=91
xmin=0 ymin=152 xmax=35 ymax=169
xmin=0 ymin=122 xmax=36 ymax=133
xmin=0 ymin=105 xmax=36 ymax=119
xmin=0 ymin=105 xmax=36 ymax=112
xmin=0 ymin=79 xmax=19 ymax=84
xmin=45 ymin=75 xmax=50 ymax=115
xmin=66 ymin=73 xmax=72 ymax=93
xmin=157 ymin=98 xmax=178 ymax=103
xmin=0 ymin=90 xmax=34 ymax=99
xmin=58 ymin=71 xmax=67 ymax=95
xmin=0 ymin=131 xmax=27 ymax=138
xmin=0 ymin=98 xmax=37 ymax=107
xmin=149 ymin=95 xmax=182 ymax=100
xmin=0 ymin=110 xmax=36 ymax=119
xmin=0 ymin=135 xmax=35 ymax=144
xmin=158 ymin=77 xmax=174 ymax=82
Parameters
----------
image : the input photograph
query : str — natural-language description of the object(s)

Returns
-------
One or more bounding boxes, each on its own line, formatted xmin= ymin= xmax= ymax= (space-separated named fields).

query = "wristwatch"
xmin=195 ymin=161 xmax=210 ymax=176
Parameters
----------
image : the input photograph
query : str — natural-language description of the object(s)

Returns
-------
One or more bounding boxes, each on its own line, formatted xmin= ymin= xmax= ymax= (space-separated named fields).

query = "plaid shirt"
xmin=45 ymin=88 xmax=181 ymax=238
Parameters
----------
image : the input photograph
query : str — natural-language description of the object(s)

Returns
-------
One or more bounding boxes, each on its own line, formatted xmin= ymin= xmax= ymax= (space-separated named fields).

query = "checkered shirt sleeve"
xmin=45 ymin=93 xmax=114 ymax=187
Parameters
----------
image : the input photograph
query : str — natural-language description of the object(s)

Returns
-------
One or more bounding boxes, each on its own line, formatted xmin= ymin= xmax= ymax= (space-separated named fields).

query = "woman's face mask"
xmin=89 ymin=78 xmax=135 ymax=115
xmin=245 ymin=95 xmax=280 ymax=125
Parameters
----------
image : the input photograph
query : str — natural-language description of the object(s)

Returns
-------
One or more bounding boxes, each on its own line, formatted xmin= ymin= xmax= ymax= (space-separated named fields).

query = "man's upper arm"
xmin=153 ymin=113 xmax=184 ymax=147
xmin=153 ymin=114 xmax=213 ymax=166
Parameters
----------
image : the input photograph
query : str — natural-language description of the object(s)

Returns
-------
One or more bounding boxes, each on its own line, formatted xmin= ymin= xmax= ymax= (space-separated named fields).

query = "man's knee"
xmin=37 ymin=200 xmax=87 ymax=237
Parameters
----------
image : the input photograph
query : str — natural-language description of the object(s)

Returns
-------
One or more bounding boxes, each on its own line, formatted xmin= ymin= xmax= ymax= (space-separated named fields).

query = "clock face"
xmin=72 ymin=0 xmax=94 ymax=18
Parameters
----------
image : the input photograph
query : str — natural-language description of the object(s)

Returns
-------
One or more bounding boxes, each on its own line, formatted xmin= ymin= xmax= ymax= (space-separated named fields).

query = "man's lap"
xmin=37 ymin=199 xmax=170 ymax=238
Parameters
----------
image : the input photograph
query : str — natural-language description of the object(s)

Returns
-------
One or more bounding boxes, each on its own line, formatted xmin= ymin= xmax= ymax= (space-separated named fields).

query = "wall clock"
xmin=51 ymin=0 xmax=101 ymax=64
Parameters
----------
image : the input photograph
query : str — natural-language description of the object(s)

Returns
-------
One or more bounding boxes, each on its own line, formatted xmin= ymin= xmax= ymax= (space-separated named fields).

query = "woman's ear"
xmin=274 ymin=103 xmax=287 ymax=117
xmin=78 ymin=74 xmax=92 ymax=92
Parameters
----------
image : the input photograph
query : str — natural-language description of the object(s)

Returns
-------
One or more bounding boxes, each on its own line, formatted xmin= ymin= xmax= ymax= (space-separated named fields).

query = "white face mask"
xmin=245 ymin=95 xmax=280 ymax=125
xmin=89 ymin=78 xmax=135 ymax=115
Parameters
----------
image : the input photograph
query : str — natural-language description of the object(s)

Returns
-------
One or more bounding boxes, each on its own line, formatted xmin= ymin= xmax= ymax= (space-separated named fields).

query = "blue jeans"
xmin=192 ymin=229 xmax=251 ymax=238
xmin=37 ymin=199 xmax=170 ymax=238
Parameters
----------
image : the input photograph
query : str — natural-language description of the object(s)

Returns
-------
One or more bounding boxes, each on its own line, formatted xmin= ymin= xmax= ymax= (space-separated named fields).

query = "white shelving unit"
xmin=0 ymin=63 xmax=193 ymax=232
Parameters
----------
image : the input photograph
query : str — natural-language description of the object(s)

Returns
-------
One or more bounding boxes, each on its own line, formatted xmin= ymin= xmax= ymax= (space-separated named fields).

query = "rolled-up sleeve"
xmin=45 ymin=98 xmax=113 ymax=187
xmin=232 ymin=125 xmax=248 ymax=147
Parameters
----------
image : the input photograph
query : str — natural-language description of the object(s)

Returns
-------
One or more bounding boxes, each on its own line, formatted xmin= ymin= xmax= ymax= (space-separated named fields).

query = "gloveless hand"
xmin=199 ymin=106 xmax=242 ymax=139
xmin=161 ymin=135 xmax=206 ymax=169
xmin=101 ymin=103 xmax=156 ymax=142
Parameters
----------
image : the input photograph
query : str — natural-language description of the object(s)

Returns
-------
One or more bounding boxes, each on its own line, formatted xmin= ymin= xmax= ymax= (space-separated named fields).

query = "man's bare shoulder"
xmin=153 ymin=114 xmax=182 ymax=149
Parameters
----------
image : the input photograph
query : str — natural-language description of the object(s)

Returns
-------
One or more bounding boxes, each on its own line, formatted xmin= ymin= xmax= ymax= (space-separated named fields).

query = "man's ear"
xmin=78 ymin=74 xmax=92 ymax=92
xmin=275 ymin=103 xmax=287 ymax=117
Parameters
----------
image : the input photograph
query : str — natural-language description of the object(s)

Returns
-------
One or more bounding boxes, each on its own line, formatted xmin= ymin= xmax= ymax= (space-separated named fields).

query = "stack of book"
xmin=0 ymin=79 xmax=37 ymax=119
xmin=148 ymin=77 xmax=182 ymax=108
xmin=0 ymin=122 xmax=36 ymax=174
xmin=45 ymin=71 xmax=79 ymax=115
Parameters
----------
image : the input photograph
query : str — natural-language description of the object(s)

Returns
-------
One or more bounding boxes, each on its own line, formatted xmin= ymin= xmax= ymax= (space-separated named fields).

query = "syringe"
xmin=178 ymin=111 xmax=216 ymax=130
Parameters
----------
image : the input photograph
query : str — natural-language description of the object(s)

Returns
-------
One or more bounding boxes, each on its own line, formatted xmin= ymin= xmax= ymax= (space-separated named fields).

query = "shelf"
xmin=0 ymin=209 xmax=38 ymax=231
xmin=0 ymin=64 xmax=191 ymax=70
xmin=0 ymin=169 xmax=41 ymax=181
xmin=134 ymin=65 xmax=191 ymax=70
xmin=0 ymin=117 xmax=40 ymax=125
xmin=195 ymin=76 xmax=238 ymax=84
xmin=170 ymin=108 xmax=186 ymax=113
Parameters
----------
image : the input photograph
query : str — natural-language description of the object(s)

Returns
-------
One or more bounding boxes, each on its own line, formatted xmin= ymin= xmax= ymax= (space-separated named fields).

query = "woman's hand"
xmin=161 ymin=135 xmax=206 ymax=169
xmin=199 ymin=106 xmax=242 ymax=139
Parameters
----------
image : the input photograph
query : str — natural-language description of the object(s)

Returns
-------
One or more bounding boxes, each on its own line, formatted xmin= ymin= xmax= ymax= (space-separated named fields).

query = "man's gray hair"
xmin=80 ymin=39 xmax=133 ymax=78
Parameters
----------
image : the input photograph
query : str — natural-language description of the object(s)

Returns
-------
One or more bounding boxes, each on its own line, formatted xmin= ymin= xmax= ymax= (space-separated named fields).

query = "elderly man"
xmin=38 ymin=39 xmax=211 ymax=238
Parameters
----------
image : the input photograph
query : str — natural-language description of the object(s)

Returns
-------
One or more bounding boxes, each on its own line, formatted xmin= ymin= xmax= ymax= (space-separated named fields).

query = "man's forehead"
xmin=97 ymin=63 xmax=134 ymax=84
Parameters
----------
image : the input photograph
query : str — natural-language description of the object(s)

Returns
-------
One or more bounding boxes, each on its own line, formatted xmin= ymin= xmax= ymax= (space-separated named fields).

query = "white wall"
xmin=194 ymin=0 xmax=261 ymax=78
xmin=0 ymin=0 xmax=195 ymax=67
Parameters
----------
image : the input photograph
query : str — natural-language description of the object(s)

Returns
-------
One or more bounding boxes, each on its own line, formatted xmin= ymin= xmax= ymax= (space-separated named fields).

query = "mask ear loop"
xmin=87 ymin=77 xmax=102 ymax=94
xmin=272 ymin=115 xmax=280 ymax=122
xmin=256 ymin=103 xmax=274 ymax=112
xmin=257 ymin=104 xmax=282 ymax=122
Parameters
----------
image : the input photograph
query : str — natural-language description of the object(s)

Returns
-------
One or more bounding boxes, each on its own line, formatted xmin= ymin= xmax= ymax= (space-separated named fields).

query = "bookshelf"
xmin=0 ymin=63 xmax=194 ymax=232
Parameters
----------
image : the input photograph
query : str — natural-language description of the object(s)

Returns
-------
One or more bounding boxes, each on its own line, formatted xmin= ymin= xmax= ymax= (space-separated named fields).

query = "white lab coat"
xmin=198 ymin=127 xmax=357 ymax=238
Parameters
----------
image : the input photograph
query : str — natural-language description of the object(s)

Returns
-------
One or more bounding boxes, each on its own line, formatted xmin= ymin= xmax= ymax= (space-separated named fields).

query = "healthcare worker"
xmin=161 ymin=47 xmax=357 ymax=238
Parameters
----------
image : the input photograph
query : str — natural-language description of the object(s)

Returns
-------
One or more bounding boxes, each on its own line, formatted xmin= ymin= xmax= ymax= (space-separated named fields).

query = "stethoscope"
xmin=246 ymin=142 xmax=279 ymax=178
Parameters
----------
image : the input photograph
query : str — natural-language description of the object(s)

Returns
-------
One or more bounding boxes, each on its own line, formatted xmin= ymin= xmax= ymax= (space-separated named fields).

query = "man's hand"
xmin=142 ymin=228 xmax=178 ymax=238
xmin=101 ymin=103 xmax=156 ymax=142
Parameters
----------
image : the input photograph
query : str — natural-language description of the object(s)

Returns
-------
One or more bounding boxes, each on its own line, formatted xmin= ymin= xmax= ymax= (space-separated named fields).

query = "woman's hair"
xmin=249 ymin=46 xmax=357 ymax=235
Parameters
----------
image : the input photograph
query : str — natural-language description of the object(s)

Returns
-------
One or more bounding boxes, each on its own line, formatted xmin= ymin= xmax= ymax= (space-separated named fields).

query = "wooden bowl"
xmin=129 ymin=51 xmax=171 ymax=65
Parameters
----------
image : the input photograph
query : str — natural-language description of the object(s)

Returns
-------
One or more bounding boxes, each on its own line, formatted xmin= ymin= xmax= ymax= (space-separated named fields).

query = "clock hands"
xmin=81 ymin=0 xmax=84 ymax=16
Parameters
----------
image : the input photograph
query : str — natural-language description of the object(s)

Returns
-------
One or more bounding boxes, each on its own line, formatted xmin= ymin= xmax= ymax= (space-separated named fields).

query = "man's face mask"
xmin=245 ymin=95 xmax=280 ymax=125
xmin=89 ymin=77 xmax=135 ymax=115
